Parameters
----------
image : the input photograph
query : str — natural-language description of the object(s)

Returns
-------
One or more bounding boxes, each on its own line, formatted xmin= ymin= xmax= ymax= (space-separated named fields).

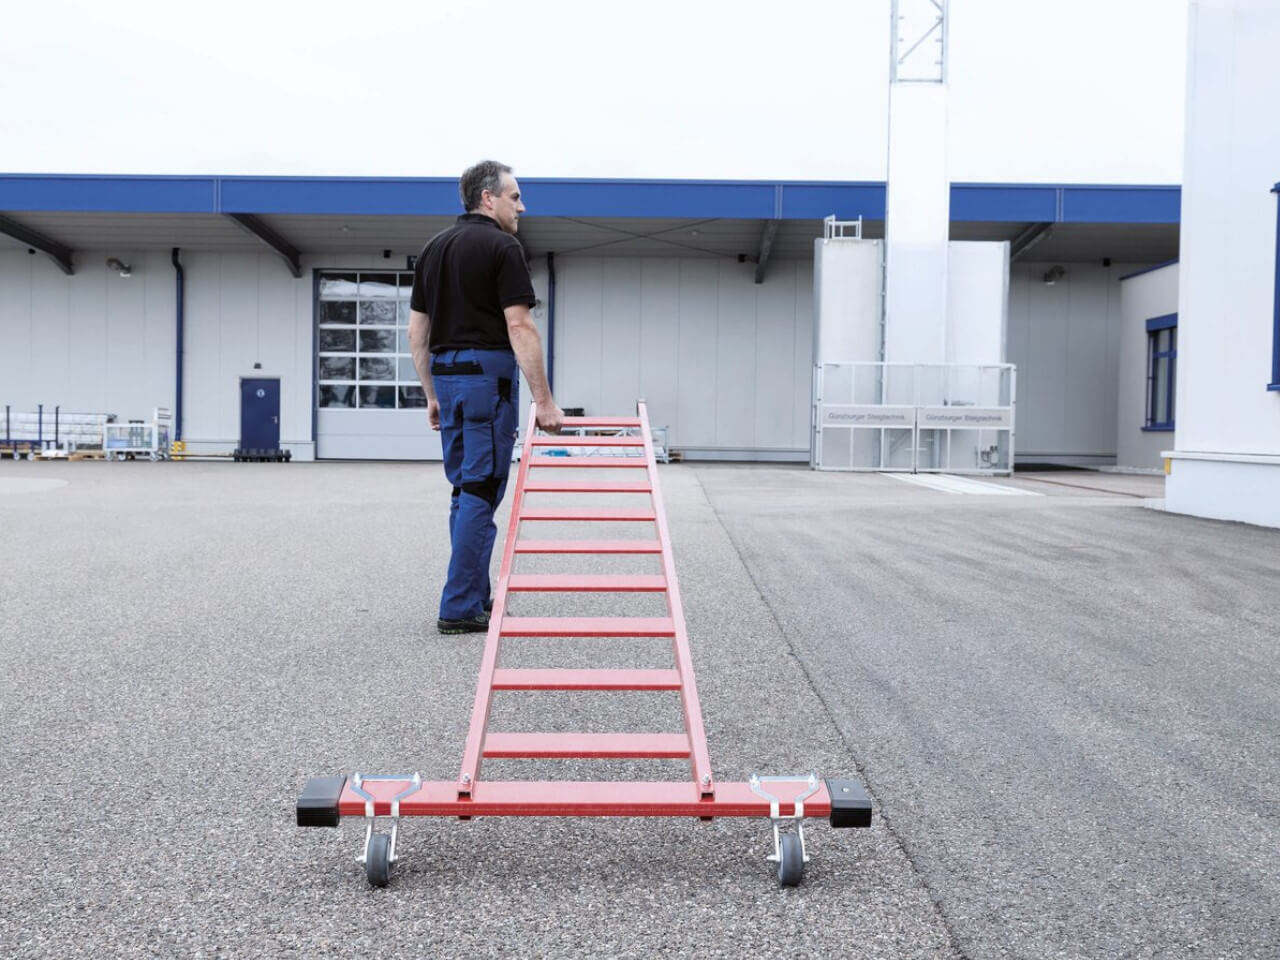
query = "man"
xmin=409 ymin=161 xmax=563 ymax=635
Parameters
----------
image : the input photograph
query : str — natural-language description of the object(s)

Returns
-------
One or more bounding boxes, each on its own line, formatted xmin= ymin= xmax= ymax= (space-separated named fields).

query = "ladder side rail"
xmin=455 ymin=402 xmax=540 ymax=797
xmin=638 ymin=400 xmax=716 ymax=797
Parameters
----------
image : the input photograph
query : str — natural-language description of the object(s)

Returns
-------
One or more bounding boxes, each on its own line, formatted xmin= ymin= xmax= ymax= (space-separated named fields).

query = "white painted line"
xmin=886 ymin=473 xmax=1041 ymax=496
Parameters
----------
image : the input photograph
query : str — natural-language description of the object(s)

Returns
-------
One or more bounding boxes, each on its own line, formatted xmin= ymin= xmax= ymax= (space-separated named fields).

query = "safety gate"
xmin=296 ymin=401 xmax=872 ymax=887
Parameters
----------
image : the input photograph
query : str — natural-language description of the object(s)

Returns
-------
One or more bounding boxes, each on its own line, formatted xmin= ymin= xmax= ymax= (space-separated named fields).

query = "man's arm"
xmin=408 ymin=309 xmax=439 ymax=430
xmin=504 ymin=304 xmax=563 ymax=433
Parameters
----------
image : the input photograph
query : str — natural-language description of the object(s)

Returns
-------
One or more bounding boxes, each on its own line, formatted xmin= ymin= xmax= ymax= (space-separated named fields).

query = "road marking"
xmin=886 ymin=473 xmax=1041 ymax=496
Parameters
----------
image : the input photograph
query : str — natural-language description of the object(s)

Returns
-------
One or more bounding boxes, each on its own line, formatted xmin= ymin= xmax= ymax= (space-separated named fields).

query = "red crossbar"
xmin=483 ymin=732 xmax=691 ymax=759
xmin=514 ymin=539 xmax=662 ymax=554
xmin=499 ymin=616 xmax=676 ymax=637
xmin=338 ymin=779 xmax=831 ymax=819
xmin=526 ymin=457 xmax=648 ymax=468
xmin=491 ymin=668 xmax=682 ymax=691
xmin=524 ymin=479 xmax=653 ymax=493
xmin=519 ymin=507 xmax=656 ymax=522
xmin=530 ymin=435 xmax=644 ymax=447
xmin=560 ymin=417 xmax=642 ymax=428
xmin=454 ymin=401 xmax=716 ymax=799
xmin=506 ymin=574 xmax=668 ymax=592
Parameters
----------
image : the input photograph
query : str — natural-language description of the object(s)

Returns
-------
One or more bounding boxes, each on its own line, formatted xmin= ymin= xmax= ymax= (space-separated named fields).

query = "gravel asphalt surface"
xmin=0 ymin=461 xmax=948 ymax=959
xmin=1 ymin=460 xmax=1275 ymax=959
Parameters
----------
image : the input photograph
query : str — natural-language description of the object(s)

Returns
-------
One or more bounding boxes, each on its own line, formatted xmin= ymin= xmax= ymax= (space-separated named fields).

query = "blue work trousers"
xmin=432 ymin=348 xmax=519 ymax=620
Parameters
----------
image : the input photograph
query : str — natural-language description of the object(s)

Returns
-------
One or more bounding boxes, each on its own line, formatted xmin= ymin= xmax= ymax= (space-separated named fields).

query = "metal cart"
xmin=296 ymin=401 xmax=871 ymax=887
xmin=104 ymin=408 xmax=171 ymax=461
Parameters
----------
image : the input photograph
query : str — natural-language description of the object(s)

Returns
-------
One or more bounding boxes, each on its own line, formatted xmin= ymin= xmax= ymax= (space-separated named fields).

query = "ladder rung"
xmin=524 ymin=479 xmax=653 ymax=493
xmin=526 ymin=457 xmax=648 ymax=468
xmin=482 ymin=732 xmax=691 ymax=759
xmin=530 ymin=436 xmax=645 ymax=447
xmin=499 ymin=617 xmax=676 ymax=637
xmin=507 ymin=574 xmax=667 ymax=592
xmin=559 ymin=417 xmax=643 ymax=428
xmin=491 ymin=668 xmax=682 ymax=691
xmin=520 ymin=507 xmax=655 ymax=522
xmin=513 ymin=540 xmax=663 ymax=554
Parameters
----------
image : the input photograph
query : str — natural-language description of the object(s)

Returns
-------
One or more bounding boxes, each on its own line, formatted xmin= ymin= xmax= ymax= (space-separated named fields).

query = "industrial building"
xmin=0 ymin=177 xmax=1178 ymax=466
xmin=2 ymin=0 xmax=1277 ymax=528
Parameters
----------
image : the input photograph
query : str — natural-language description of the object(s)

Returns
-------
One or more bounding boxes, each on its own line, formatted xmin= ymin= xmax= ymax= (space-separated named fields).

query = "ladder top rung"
xmin=530 ymin=436 xmax=645 ymax=447
xmin=519 ymin=507 xmax=655 ymax=522
xmin=525 ymin=456 xmax=648 ymax=468
xmin=559 ymin=417 xmax=643 ymax=428
xmin=506 ymin=574 xmax=668 ymax=592
xmin=482 ymin=732 xmax=691 ymax=759
xmin=491 ymin=668 xmax=682 ymax=691
xmin=524 ymin=479 xmax=653 ymax=493
xmin=513 ymin=539 xmax=663 ymax=554
xmin=499 ymin=617 xmax=677 ymax=637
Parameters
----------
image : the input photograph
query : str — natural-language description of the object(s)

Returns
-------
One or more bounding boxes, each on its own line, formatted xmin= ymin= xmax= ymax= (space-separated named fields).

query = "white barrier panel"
xmin=813 ymin=363 xmax=1015 ymax=474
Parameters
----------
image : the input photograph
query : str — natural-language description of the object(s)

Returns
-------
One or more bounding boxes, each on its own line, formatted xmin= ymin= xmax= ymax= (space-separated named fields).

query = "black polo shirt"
xmin=410 ymin=213 xmax=535 ymax=353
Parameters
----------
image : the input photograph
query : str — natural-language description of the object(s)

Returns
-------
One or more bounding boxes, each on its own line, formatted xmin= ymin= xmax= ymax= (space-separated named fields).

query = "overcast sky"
xmin=0 ymin=0 xmax=1188 ymax=184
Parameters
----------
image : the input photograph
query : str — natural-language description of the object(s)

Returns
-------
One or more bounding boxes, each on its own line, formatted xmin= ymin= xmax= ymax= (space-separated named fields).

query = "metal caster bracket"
xmin=349 ymin=772 xmax=422 ymax=884
xmin=749 ymin=771 xmax=821 ymax=883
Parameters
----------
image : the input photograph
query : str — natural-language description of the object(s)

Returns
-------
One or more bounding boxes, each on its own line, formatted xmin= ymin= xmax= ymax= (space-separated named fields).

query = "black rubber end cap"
xmin=825 ymin=778 xmax=872 ymax=828
xmin=297 ymin=775 xmax=347 ymax=827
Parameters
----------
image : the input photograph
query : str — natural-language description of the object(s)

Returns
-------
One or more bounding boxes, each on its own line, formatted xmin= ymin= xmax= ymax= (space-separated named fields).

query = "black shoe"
xmin=484 ymin=597 xmax=493 ymax=613
xmin=437 ymin=612 xmax=490 ymax=635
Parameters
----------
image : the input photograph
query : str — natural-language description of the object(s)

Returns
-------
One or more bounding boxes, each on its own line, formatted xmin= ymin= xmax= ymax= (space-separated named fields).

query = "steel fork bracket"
xmin=350 ymin=772 xmax=423 ymax=863
xmin=750 ymin=771 xmax=820 ymax=864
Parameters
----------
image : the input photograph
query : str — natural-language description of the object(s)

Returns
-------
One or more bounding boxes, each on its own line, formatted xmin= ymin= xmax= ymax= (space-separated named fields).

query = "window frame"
xmin=1144 ymin=313 xmax=1177 ymax=431
xmin=1270 ymin=183 xmax=1280 ymax=391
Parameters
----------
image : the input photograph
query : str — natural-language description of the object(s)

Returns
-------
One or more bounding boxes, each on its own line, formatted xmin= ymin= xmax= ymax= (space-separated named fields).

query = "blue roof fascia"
xmin=0 ymin=174 xmax=1179 ymax=223
xmin=950 ymin=183 xmax=1181 ymax=223
xmin=0 ymin=174 xmax=218 ymax=213
xmin=1061 ymin=185 xmax=1181 ymax=223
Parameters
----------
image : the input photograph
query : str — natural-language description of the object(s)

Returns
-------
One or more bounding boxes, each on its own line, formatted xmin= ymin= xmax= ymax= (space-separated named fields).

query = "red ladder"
xmin=454 ymin=401 xmax=714 ymax=798
xmin=297 ymin=401 xmax=871 ymax=888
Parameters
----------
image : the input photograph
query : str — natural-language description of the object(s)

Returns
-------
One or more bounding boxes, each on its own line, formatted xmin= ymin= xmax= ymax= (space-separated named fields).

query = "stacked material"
xmin=1 ymin=411 xmax=115 ymax=449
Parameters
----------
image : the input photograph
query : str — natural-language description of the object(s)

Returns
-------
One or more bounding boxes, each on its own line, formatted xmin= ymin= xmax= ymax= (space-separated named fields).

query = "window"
xmin=1145 ymin=314 xmax=1177 ymax=430
xmin=316 ymin=270 xmax=427 ymax=409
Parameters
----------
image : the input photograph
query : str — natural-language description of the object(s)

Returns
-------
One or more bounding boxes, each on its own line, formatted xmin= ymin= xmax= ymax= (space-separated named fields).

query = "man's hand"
xmin=535 ymin=398 xmax=564 ymax=434
xmin=427 ymin=398 xmax=440 ymax=431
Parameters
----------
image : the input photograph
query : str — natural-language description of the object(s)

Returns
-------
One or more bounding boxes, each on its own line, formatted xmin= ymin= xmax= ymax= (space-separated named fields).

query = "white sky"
xmin=0 ymin=0 xmax=1188 ymax=184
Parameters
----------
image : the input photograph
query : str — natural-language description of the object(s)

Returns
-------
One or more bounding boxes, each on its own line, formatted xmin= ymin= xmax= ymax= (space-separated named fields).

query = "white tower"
xmin=883 ymin=0 xmax=950 ymax=365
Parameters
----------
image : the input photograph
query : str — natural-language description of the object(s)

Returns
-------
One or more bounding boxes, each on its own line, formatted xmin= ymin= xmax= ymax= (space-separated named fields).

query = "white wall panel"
xmin=946 ymin=242 xmax=1008 ymax=366
xmin=755 ymin=264 xmax=798 ymax=449
xmin=714 ymin=261 xmax=757 ymax=448
xmin=553 ymin=256 xmax=812 ymax=457
xmin=599 ymin=260 xmax=642 ymax=418
xmin=0 ymin=250 xmax=174 ymax=423
xmin=1008 ymin=262 xmax=1138 ymax=462
xmin=637 ymin=259 xmax=681 ymax=440
xmin=1117 ymin=263 xmax=1179 ymax=469
xmin=676 ymin=260 xmax=720 ymax=449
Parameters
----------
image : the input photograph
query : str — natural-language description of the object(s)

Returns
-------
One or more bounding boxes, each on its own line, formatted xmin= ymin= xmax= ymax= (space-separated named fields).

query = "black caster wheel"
xmin=365 ymin=832 xmax=392 ymax=887
xmin=777 ymin=832 xmax=804 ymax=887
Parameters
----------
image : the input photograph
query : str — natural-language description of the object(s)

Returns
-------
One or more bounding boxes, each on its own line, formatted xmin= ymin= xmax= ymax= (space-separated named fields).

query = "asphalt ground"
xmin=0 ymin=461 xmax=1275 ymax=958
xmin=0 ymin=460 xmax=950 ymax=960
xmin=696 ymin=464 xmax=1280 ymax=960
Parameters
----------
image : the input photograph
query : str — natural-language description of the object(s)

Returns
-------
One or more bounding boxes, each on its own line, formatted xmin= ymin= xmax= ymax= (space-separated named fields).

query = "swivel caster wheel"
xmin=777 ymin=831 xmax=805 ymax=887
xmin=365 ymin=832 xmax=392 ymax=888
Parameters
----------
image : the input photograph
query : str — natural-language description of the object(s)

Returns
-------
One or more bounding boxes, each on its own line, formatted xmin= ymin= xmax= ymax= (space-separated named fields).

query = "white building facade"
xmin=1161 ymin=0 xmax=1280 ymax=528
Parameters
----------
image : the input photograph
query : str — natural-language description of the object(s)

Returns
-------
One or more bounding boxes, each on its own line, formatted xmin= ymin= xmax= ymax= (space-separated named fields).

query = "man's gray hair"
xmin=460 ymin=160 xmax=513 ymax=212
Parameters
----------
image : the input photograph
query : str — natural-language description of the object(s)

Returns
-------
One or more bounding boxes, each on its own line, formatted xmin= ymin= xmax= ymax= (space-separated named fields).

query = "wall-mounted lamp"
xmin=1042 ymin=265 xmax=1066 ymax=286
xmin=106 ymin=257 xmax=132 ymax=278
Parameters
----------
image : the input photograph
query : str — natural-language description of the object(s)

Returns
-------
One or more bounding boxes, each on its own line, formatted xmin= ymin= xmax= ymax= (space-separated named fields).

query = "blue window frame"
xmin=1271 ymin=183 xmax=1280 ymax=391
xmin=1145 ymin=314 xmax=1177 ymax=431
